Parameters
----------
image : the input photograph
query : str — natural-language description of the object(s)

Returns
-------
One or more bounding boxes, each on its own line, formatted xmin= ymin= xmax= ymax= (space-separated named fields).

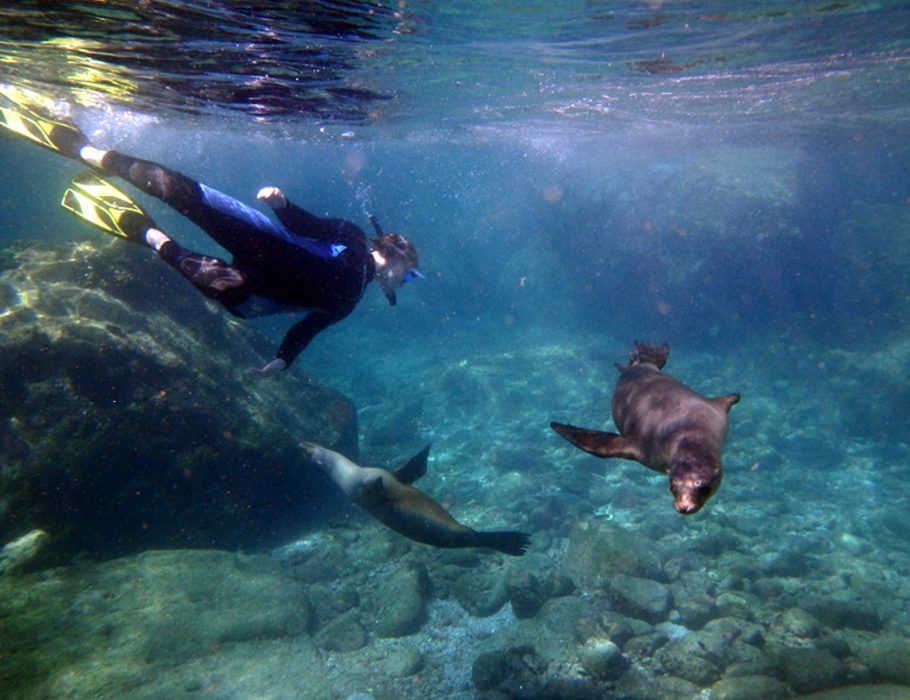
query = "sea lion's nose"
xmin=674 ymin=500 xmax=699 ymax=515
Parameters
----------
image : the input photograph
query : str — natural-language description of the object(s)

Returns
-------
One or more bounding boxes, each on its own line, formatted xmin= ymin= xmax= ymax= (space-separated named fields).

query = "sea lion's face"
xmin=669 ymin=463 xmax=721 ymax=514
xmin=301 ymin=442 xmax=331 ymax=473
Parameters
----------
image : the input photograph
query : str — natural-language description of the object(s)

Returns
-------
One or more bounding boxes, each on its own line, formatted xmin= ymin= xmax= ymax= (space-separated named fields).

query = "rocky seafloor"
xmin=3 ymin=291 xmax=910 ymax=698
xmin=0 ymin=240 xmax=357 ymax=562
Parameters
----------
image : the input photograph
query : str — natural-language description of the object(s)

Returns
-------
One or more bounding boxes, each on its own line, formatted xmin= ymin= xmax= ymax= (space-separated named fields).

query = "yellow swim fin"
xmin=0 ymin=84 xmax=87 ymax=157
xmin=61 ymin=172 xmax=151 ymax=242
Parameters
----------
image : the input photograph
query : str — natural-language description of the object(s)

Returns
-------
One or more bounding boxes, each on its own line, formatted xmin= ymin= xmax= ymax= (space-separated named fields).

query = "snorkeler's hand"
xmin=257 ymin=186 xmax=287 ymax=209
xmin=248 ymin=358 xmax=287 ymax=378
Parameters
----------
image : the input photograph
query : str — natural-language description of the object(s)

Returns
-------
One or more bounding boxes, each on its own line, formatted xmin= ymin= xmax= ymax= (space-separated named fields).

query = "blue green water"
xmin=1 ymin=2 xmax=910 ymax=698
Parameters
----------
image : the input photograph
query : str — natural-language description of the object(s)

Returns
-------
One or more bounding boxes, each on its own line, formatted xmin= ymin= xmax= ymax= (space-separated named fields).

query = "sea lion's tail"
xmin=474 ymin=530 xmax=531 ymax=556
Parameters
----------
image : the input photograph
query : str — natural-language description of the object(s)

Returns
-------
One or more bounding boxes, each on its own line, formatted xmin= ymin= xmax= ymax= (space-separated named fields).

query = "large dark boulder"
xmin=0 ymin=240 xmax=357 ymax=561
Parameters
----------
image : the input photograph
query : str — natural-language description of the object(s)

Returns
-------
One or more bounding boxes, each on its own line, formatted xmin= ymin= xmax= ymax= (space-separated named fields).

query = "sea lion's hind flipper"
xmin=550 ymin=422 xmax=644 ymax=461
xmin=474 ymin=530 xmax=531 ymax=557
xmin=711 ymin=392 xmax=741 ymax=413
xmin=630 ymin=340 xmax=669 ymax=369
xmin=392 ymin=444 xmax=431 ymax=485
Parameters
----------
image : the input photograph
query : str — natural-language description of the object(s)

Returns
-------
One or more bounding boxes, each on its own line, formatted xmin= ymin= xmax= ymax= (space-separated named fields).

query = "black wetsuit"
xmin=101 ymin=151 xmax=376 ymax=368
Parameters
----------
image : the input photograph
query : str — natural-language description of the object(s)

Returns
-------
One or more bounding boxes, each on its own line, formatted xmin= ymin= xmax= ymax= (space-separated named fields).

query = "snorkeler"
xmin=0 ymin=85 xmax=421 ymax=376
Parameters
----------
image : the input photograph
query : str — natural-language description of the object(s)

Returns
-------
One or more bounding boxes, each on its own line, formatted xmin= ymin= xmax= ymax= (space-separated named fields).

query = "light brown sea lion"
xmin=302 ymin=442 xmax=530 ymax=555
xmin=551 ymin=341 xmax=740 ymax=514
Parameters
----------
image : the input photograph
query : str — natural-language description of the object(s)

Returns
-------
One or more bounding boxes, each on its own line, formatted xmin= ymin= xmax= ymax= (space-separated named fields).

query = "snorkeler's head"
xmin=371 ymin=232 xmax=422 ymax=305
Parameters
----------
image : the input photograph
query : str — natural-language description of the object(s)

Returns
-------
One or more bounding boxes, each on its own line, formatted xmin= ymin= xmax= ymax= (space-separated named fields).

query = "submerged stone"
xmin=803 ymin=594 xmax=883 ymax=632
xmin=453 ymin=566 xmax=508 ymax=617
xmin=578 ymin=637 xmax=625 ymax=679
xmin=565 ymin=519 xmax=665 ymax=588
xmin=314 ymin=609 xmax=367 ymax=652
xmin=0 ymin=549 xmax=320 ymax=700
xmin=778 ymin=646 xmax=845 ymax=695
xmin=861 ymin=637 xmax=910 ymax=685
xmin=782 ymin=607 xmax=822 ymax=638
xmin=0 ymin=241 xmax=357 ymax=561
xmin=610 ymin=573 xmax=673 ymax=624
xmin=505 ymin=552 xmax=575 ymax=619
xmin=368 ymin=564 xmax=429 ymax=637
xmin=709 ymin=674 xmax=787 ymax=700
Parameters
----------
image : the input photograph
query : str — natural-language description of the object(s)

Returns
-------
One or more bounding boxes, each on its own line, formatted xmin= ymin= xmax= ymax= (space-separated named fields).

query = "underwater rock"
xmin=472 ymin=638 xmax=606 ymax=700
xmin=624 ymin=630 xmax=669 ymax=659
xmin=816 ymin=634 xmax=853 ymax=660
xmin=593 ymin=609 xmax=653 ymax=649
xmin=715 ymin=590 xmax=761 ymax=621
xmin=655 ymin=618 xmax=767 ymax=689
xmin=0 ymin=549 xmax=319 ymax=700
xmin=564 ymin=519 xmax=665 ymax=589
xmin=354 ymin=527 xmax=411 ymax=565
xmin=578 ymin=637 xmax=626 ymax=679
xmin=306 ymin=580 xmax=360 ymax=628
xmin=472 ymin=644 xmax=545 ymax=697
xmin=453 ymin=566 xmax=509 ymax=617
xmin=313 ymin=609 xmax=367 ymax=652
xmin=777 ymin=645 xmax=846 ymax=694
xmin=505 ymin=552 xmax=575 ymax=619
xmin=368 ymin=564 xmax=429 ymax=637
xmin=0 ymin=528 xmax=47 ymax=575
xmin=803 ymin=594 xmax=884 ymax=632
xmin=473 ymin=596 xmax=616 ymax=698
xmin=860 ymin=637 xmax=910 ymax=685
xmin=614 ymin=665 xmax=701 ymax=700
xmin=610 ymin=573 xmax=673 ymax=624
xmin=708 ymin=674 xmax=787 ymax=700
xmin=800 ymin=687 xmax=910 ymax=700
xmin=657 ymin=631 xmax=726 ymax=686
xmin=782 ymin=607 xmax=822 ymax=639
xmin=0 ymin=241 xmax=357 ymax=561
xmin=670 ymin=571 xmax=719 ymax=628
xmin=382 ymin=644 xmax=424 ymax=678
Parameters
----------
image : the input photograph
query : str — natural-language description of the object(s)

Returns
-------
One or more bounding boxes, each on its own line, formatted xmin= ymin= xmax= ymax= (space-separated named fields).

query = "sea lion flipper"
xmin=550 ymin=422 xmax=644 ymax=461
xmin=711 ymin=393 xmax=741 ymax=413
xmin=392 ymin=444 xmax=431 ymax=485
xmin=473 ymin=530 xmax=531 ymax=557
xmin=360 ymin=475 xmax=390 ymax=507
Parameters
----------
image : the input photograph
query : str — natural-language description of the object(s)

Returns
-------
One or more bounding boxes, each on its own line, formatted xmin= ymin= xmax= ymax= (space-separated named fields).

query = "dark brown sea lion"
xmin=302 ymin=442 xmax=530 ymax=555
xmin=551 ymin=341 xmax=740 ymax=514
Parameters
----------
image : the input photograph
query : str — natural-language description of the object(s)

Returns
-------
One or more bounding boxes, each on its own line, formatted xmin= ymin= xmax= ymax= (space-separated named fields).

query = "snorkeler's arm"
xmin=257 ymin=187 xmax=365 ymax=244
xmin=263 ymin=191 xmax=334 ymax=239
xmin=273 ymin=310 xmax=337 ymax=368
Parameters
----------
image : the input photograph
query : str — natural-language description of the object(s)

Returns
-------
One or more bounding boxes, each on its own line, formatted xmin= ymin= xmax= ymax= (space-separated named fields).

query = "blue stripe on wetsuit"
xmin=199 ymin=183 xmax=347 ymax=259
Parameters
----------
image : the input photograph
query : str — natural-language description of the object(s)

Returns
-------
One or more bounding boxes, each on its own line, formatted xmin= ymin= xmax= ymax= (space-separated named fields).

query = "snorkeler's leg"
xmin=83 ymin=148 xmax=276 ymax=262
xmin=66 ymin=178 xmax=250 ymax=305
xmin=85 ymin=149 xmax=202 ymax=216
xmin=149 ymin=230 xmax=250 ymax=307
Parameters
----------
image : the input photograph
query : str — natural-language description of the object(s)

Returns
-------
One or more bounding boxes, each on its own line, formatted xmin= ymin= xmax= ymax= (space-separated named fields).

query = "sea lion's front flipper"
xmin=392 ymin=444 xmax=431 ymax=485
xmin=359 ymin=475 xmax=391 ymax=507
xmin=711 ymin=393 xmax=741 ymax=413
xmin=550 ymin=422 xmax=645 ymax=461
